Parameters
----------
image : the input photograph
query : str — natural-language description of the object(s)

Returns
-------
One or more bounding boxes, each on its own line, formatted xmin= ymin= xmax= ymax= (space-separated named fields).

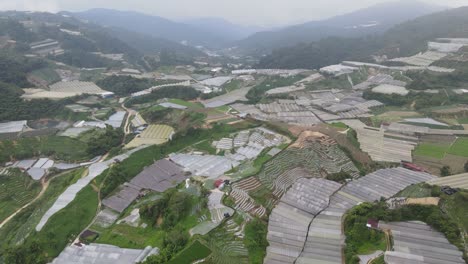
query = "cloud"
xmin=0 ymin=0 xmax=60 ymax=12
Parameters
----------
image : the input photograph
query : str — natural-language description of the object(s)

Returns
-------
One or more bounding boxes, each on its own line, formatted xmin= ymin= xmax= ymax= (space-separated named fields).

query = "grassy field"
xmin=0 ymin=169 xmax=42 ymax=222
xmin=96 ymin=224 xmax=165 ymax=249
xmin=30 ymin=67 xmax=61 ymax=84
xmin=0 ymin=136 xmax=91 ymax=163
xmin=458 ymin=117 xmax=468 ymax=124
xmin=223 ymin=79 xmax=243 ymax=92
xmin=168 ymin=98 xmax=204 ymax=110
xmin=396 ymin=184 xmax=433 ymax=198
xmin=167 ymin=240 xmax=212 ymax=264
xmin=448 ymin=137 xmax=468 ymax=157
xmin=414 ymin=143 xmax=450 ymax=159
xmin=443 ymin=190 xmax=468 ymax=234
xmin=0 ymin=168 xmax=84 ymax=250
xmin=30 ymin=184 xmax=99 ymax=258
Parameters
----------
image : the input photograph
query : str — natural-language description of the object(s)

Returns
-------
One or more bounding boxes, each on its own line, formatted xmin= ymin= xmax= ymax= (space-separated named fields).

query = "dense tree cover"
xmin=326 ymin=171 xmax=352 ymax=183
xmin=53 ymin=50 xmax=118 ymax=68
xmin=258 ymin=36 xmax=381 ymax=69
xmin=85 ymin=126 xmax=124 ymax=156
xmin=344 ymin=203 xmax=386 ymax=264
xmin=140 ymin=189 xmax=192 ymax=229
xmin=143 ymin=229 xmax=189 ymax=264
xmin=258 ymin=7 xmax=468 ymax=69
xmin=126 ymin=86 xmax=200 ymax=106
xmin=96 ymin=75 xmax=156 ymax=96
xmin=0 ymin=19 xmax=37 ymax=44
xmin=3 ymin=241 xmax=47 ymax=264
xmin=362 ymin=90 xmax=460 ymax=110
xmin=0 ymin=82 xmax=77 ymax=122
xmin=246 ymin=75 xmax=304 ymax=104
xmin=344 ymin=202 xmax=462 ymax=263
xmin=407 ymin=70 xmax=468 ymax=90
xmin=244 ymin=218 xmax=269 ymax=264
xmin=441 ymin=166 xmax=452 ymax=177
xmin=0 ymin=52 xmax=46 ymax=87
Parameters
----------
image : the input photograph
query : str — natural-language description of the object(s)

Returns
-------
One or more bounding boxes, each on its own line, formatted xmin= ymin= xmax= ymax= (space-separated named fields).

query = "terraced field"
xmin=201 ymin=219 xmax=249 ymax=264
xmin=0 ymin=169 xmax=41 ymax=222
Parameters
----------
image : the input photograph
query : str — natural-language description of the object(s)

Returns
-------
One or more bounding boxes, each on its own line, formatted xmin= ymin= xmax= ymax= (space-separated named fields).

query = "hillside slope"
xmin=238 ymin=0 xmax=444 ymax=54
xmin=73 ymin=9 xmax=228 ymax=48
xmin=258 ymin=6 xmax=468 ymax=69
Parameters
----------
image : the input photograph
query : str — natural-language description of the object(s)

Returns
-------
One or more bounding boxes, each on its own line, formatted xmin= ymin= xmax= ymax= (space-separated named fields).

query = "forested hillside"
xmin=258 ymin=6 xmax=468 ymax=69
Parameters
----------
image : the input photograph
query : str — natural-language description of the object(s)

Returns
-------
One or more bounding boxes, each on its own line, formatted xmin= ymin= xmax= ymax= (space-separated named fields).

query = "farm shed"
xmin=51 ymin=243 xmax=159 ymax=264
xmin=382 ymin=221 xmax=465 ymax=264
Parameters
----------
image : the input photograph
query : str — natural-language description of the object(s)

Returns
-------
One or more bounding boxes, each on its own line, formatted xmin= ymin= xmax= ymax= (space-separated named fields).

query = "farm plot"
xmin=167 ymin=240 xmax=212 ymax=264
xmin=0 ymin=170 xmax=41 ymax=222
xmin=22 ymin=81 xmax=108 ymax=99
xmin=382 ymin=221 xmax=465 ymax=264
xmin=448 ymin=137 xmax=468 ymax=157
xmin=169 ymin=154 xmax=240 ymax=179
xmin=201 ymin=219 xmax=249 ymax=264
xmin=341 ymin=120 xmax=416 ymax=162
xmin=427 ymin=172 xmax=468 ymax=190
xmin=296 ymin=167 xmax=436 ymax=264
xmin=125 ymin=124 xmax=175 ymax=149
xmin=264 ymin=178 xmax=342 ymax=264
xmin=36 ymin=146 xmax=147 ymax=231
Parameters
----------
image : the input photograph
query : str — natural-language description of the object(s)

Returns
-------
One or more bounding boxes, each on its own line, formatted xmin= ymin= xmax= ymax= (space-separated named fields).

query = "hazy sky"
xmin=1 ymin=0 xmax=468 ymax=26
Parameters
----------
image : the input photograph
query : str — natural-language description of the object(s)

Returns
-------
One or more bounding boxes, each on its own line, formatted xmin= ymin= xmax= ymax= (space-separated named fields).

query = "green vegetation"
xmin=53 ymin=50 xmax=120 ymax=68
xmin=96 ymin=75 xmax=156 ymax=96
xmin=168 ymin=98 xmax=204 ymax=109
xmin=30 ymin=185 xmax=99 ymax=258
xmin=0 ymin=82 xmax=74 ymax=121
xmin=396 ymin=183 xmax=438 ymax=198
xmin=326 ymin=171 xmax=352 ymax=183
xmin=0 ymin=169 xmax=41 ymax=222
xmin=0 ymin=169 xmax=84 ymax=251
xmin=441 ymin=166 xmax=452 ymax=177
xmin=246 ymin=75 xmax=304 ymax=104
xmin=166 ymin=240 xmax=212 ymax=264
xmin=223 ymin=79 xmax=242 ymax=92
xmin=0 ymin=135 xmax=91 ymax=163
xmin=344 ymin=204 xmax=387 ymax=264
xmin=407 ymin=70 xmax=468 ymax=90
xmin=448 ymin=137 xmax=468 ymax=157
xmin=85 ymin=126 xmax=124 ymax=156
xmin=140 ymin=189 xmax=196 ymax=229
xmin=30 ymin=67 xmax=61 ymax=84
xmin=414 ymin=143 xmax=450 ymax=159
xmin=258 ymin=7 xmax=468 ymax=69
xmin=344 ymin=202 xmax=463 ymax=263
xmin=244 ymin=218 xmax=268 ymax=264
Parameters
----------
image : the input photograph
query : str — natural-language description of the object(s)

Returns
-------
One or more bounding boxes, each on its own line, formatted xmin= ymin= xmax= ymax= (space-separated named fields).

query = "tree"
xmin=464 ymin=161 xmax=468 ymax=172
xmin=440 ymin=166 xmax=451 ymax=177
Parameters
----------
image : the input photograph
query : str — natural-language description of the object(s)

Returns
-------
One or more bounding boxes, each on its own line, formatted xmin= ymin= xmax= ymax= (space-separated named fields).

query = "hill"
xmin=183 ymin=17 xmax=265 ymax=41
xmin=72 ymin=9 xmax=229 ymax=48
xmin=237 ymin=0 xmax=445 ymax=54
xmin=257 ymin=6 xmax=468 ymax=69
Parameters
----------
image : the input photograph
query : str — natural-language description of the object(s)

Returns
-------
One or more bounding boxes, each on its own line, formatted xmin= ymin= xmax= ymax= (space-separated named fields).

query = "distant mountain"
xmin=257 ymin=6 xmax=468 ymax=69
xmin=237 ymin=0 xmax=445 ymax=54
xmin=72 ymin=9 xmax=229 ymax=48
xmin=182 ymin=17 xmax=266 ymax=41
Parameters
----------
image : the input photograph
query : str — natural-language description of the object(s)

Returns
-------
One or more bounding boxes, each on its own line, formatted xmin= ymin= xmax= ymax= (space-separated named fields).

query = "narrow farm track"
xmin=0 ymin=169 xmax=77 ymax=229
